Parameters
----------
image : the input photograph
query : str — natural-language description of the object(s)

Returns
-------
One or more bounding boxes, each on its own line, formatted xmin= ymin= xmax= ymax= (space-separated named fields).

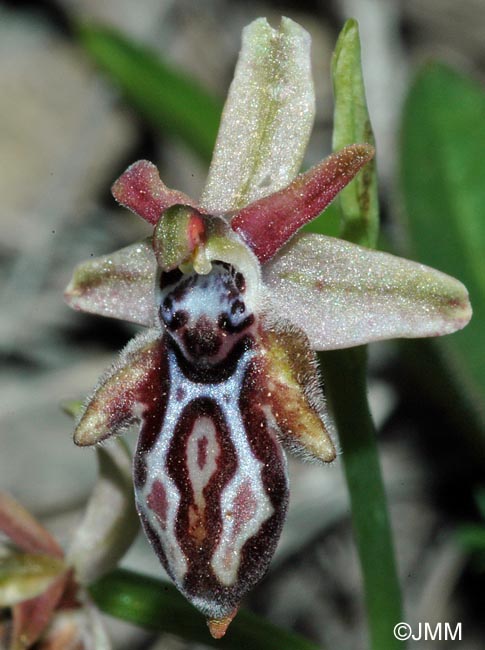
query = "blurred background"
xmin=1 ymin=0 xmax=485 ymax=648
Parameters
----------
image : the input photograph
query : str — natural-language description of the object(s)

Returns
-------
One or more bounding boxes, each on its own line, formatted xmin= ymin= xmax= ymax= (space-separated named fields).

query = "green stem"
xmin=90 ymin=568 xmax=320 ymax=650
xmin=320 ymin=346 xmax=404 ymax=650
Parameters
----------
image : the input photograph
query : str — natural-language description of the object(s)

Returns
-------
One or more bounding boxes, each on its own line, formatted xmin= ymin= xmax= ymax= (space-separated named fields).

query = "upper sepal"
xmin=111 ymin=160 xmax=198 ymax=225
xmin=264 ymin=233 xmax=472 ymax=350
xmin=200 ymin=17 xmax=315 ymax=213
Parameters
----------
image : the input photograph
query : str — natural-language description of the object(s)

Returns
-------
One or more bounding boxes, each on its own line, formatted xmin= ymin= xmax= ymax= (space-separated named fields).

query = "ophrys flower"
xmin=65 ymin=18 xmax=471 ymax=638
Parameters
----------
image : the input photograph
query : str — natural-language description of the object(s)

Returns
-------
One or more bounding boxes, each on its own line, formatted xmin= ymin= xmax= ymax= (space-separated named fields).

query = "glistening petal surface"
xmin=64 ymin=240 xmax=157 ymax=326
xmin=231 ymin=144 xmax=374 ymax=263
xmin=263 ymin=233 xmax=472 ymax=350
xmin=200 ymin=17 xmax=314 ymax=213
xmin=111 ymin=160 xmax=198 ymax=225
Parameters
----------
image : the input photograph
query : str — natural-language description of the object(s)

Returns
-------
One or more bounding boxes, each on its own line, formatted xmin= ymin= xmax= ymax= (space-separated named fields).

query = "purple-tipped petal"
xmin=232 ymin=144 xmax=374 ymax=263
xmin=111 ymin=160 xmax=199 ymax=225
xmin=263 ymin=233 xmax=472 ymax=350
xmin=64 ymin=240 xmax=157 ymax=326
xmin=0 ymin=492 xmax=63 ymax=559
xmin=74 ymin=331 xmax=166 ymax=446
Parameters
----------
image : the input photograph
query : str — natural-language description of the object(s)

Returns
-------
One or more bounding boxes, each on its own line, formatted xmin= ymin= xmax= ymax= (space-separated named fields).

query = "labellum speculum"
xmin=65 ymin=18 xmax=471 ymax=638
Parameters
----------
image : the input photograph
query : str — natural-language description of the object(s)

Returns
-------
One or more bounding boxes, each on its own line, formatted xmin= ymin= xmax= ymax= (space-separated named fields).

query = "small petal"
xmin=0 ymin=553 xmax=66 ymax=607
xmin=74 ymin=331 xmax=166 ymax=446
xmin=232 ymin=144 xmax=374 ymax=263
xmin=0 ymin=492 xmax=63 ymax=559
xmin=64 ymin=240 xmax=157 ymax=326
xmin=201 ymin=17 xmax=315 ymax=213
xmin=67 ymin=440 xmax=138 ymax=585
xmin=259 ymin=323 xmax=336 ymax=462
xmin=111 ymin=160 xmax=198 ymax=225
xmin=10 ymin=570 xmax=69 ymax=650
xmin=263 ymin=233 xmax=472 ymax=350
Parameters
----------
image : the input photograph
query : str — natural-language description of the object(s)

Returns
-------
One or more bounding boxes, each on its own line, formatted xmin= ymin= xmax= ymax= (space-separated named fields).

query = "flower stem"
xmin=320 ymin=346 xmax=404 ymax=650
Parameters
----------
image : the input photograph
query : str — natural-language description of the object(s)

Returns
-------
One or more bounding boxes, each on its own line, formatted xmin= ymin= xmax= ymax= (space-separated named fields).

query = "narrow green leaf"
xmin=475 ymin=487 xmax=485 ymax=520
xmin=77 ymin=23 xmax=222 ymax=162
xmin=90 ymin=569 xmax=320 ymax=650
xmin=456 ymin=524 xmax=485 ymax=552
xmin=401 ymin=63 xmax=485 ymax=433
xmin=320 ymin=21 xmax=403 ymax=650
xmin=331 ymin=19 xmax=378 ymax=247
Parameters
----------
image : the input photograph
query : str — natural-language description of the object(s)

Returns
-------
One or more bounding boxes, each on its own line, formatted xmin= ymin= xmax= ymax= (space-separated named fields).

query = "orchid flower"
xmin=0 ymin=440 xmax=137 ymax=650
xmin=64 ymin=18 xmax=471 ymax=639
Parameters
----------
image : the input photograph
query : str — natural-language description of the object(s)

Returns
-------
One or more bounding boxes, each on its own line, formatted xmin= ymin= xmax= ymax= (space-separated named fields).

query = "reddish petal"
xmin=231 ymin=144 xmax=374 ymax=263
xmin=74 ymin=331 xmax=166 ymax=446
xmin=258 ymin=324 xmax=336 ymax=462
xmin=111 ymin=160 xmax=199 ymax=225
xmin=0 ymin=492 xmax=63 ymax=559
xmin=10 ymin=570 xmax=70 ymax=650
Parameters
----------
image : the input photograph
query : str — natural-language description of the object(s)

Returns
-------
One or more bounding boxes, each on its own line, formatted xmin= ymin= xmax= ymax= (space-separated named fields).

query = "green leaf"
xmin=456 ymin=524 xmax=485 ymax=552
xmin=90 ymin=569 xmax=320 ymax=650
xmin=401 ymin=63 xmax=485 ymax=435
xmin=77 ymin=23 xmax=222 ymax=162
xmin=331 ymin=19 xmax=378 ymax=247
